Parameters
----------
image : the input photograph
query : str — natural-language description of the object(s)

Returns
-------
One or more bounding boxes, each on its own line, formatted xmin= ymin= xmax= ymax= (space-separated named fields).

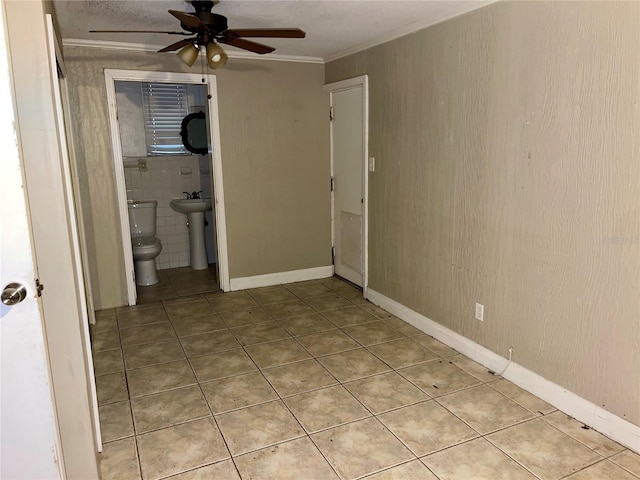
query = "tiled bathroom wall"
xmin=124 ymin=157 xmax=203 ymax=269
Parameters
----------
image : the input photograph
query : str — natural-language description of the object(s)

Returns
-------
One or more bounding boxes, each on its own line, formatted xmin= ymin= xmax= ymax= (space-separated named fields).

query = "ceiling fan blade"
xmin=219 ymin=37 xmax=275 ymax=54
xmin=168 ymin=10 xmax=207 ymax=31
xmin=90 ymin=30 xmax=189 ymax=35
xmin=226 ymin=28 xmax=306 ymax=38
xmin=158 ymin=39 xmax=195 ymax=53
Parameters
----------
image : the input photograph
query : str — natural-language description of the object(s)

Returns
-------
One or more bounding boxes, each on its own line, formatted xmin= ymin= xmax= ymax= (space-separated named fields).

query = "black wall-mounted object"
xmin=180 ymin=111 xmax=209 ymax=155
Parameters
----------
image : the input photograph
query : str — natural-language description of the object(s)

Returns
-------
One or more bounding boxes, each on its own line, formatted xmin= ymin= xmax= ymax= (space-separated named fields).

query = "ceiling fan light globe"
xmin=177 ymin=43 xmax=199 ymax=67
xmin=206 ymin=42 xmax=228 ymax=69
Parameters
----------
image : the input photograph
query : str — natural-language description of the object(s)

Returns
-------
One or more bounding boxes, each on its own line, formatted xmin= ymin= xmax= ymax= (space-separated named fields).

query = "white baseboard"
xmin=366 ymin=289 xmax=640 ymax=454
xmin=229 ymin=266 xmax=334 ymax=291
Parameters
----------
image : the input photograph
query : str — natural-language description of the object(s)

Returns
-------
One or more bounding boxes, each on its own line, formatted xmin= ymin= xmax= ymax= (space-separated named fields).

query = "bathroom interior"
xmin=116 ymin=80 xmax=219 ymax=302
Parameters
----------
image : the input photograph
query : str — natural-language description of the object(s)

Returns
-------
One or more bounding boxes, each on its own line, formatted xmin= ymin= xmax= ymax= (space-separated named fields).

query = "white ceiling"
xmin=53 ymin=0 xmax=490 ymax=61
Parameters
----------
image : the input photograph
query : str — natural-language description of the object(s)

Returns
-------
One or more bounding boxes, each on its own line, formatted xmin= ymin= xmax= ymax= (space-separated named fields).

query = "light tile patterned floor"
xmin=94 ymin=275 xmax=640 ymax=480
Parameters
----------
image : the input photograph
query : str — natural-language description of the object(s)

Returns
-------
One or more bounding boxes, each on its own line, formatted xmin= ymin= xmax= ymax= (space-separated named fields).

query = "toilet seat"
xmin=132 ymin=236 xmax=161 ymax=252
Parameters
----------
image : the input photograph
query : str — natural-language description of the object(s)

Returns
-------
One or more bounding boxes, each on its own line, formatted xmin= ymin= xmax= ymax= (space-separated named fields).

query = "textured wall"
xmin=64 ymin=47 xmax=330 ymax=308
xmin=326 ymin=1 xmax=640 ymax=426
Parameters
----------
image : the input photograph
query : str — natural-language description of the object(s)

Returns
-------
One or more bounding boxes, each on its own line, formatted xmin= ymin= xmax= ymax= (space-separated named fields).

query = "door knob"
xmin=2 ymin=283 xmax=27 ymax=306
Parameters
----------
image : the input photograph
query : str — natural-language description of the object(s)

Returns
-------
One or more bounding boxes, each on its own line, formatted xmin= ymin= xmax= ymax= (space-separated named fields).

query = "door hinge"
xmin=35 ymin=278 xmax=44 ymax=297
xmin=329 ymin=106 xmax=334 ymax=121
xmin=330 ymin=177 xmax=334 ymax=192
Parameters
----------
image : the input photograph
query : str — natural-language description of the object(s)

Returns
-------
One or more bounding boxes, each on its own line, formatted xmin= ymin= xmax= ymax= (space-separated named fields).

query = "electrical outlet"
xmin=368 ymin=156 xmax=375 ymax=172
xmin=475 ymin=303 xmax=484 ymax=321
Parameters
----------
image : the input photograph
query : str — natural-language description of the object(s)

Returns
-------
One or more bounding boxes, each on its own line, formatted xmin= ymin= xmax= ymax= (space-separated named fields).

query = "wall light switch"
xmin=368 ymin=156 xmax=375 ymax=172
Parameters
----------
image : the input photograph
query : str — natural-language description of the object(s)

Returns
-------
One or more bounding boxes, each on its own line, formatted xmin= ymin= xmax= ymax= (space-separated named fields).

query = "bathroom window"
xmin=142 ymin=83 xmax=191 ymax=156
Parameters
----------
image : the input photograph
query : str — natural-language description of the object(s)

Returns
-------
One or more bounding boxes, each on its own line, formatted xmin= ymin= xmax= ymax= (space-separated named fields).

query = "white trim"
xmin=229 ymin=266 xmax=334 ymax=291
xmin=324 ymin=1 xmax=497 ymax=63
xmin=63 ymin=38 xmax=324 ymax=64
xmin=46 ymin=14 xmax=102 ymax=453
xmin=103 ymin=69 xmax=230 ymax=301
xmin=366 ymin=288 xmax=640 ymax=454
xmin=324 ymin=75 xmax=369 ymax=297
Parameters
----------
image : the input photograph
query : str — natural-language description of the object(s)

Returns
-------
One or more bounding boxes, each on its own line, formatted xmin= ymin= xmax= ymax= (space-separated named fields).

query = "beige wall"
xmin=326 ymin=1 xmax=640 ymax=426
xmin=64 ymin=47 xmax=330 ymax=308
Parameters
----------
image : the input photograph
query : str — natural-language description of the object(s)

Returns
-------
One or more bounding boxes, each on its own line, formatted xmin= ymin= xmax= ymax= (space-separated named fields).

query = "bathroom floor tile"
xmin=378 ymin=401 xmax=478 ymax=456
xmin=284 ymin=282 xmax=332 ymax=299
xmin=564 ymin=460 xmax=638 ymax=480
xmin=206 ymin=291 xmax=259 ymax=312
xmin=296 ymin=329 xmax=361 ymax=357
xmin=382 ymin=317 xmax=424 ymax=337
xmin=137 ymin=286 xmax=178 ymax=304
xmin=94 ymin=329 xmax=121 ymax=352
xmin=344 ymin=372 xmax=429 ymax=414
xmin=610 ymin=450 xmax=640 ymax=476
xmin=262 ymin=359 xmax=338 ymax=397
xmin=98 ymin=437 xmax=140 ymax=480
xmin=168 ymin=460 xmax=240 ymax=480
xmin=318 ymin=348 xmax=391 ymax=382
xmin=136 ymin=417 xmax=229 ymax=480
xmin=363 ymin=460 xmax=438 ymax=480
xmin=96 ymin=371 xmax=128 ymax=405
xmin=437 ymin=385 xmax=535 ymax=434
xmin=93 ymin=349 xmax=125 ymax=376
xmin=449 ymin=354 xmax=499 ymax=383
xmin=179 ymin=330 xmax=240 ymax=357
xmin=277 ymin=313 xmax=335 ymax=336
xmin=358 ymin=303 xmax=394 ymax=319
xmin=312 ymin=417 xmax=414 ymax=479
xmin=320 ymin=306 xmax=378 ymax=328
xmin=319 ymin=277 xmax=360 ymax=294
xmin=367 ymin=338 xmax=438 ymax=368
xmin=244 ymin=338 xmax=311 ymax=369
xmin=99 ymin=400 xmax=134 ymax=443
xmin=217 ymin=307 xmax=272 ymax=329
xmin=94 ymin=314 xmax=118 ymax=333
xmin=398 ymin=359 xmax=480 ymax=397
xmin=263 ymin=300 xmax=315 ymax=319
xmin=201 ymin=371 xmax=278 ymax=414
xmin=284 ymin=385 xmax=370 ymax=433
xmin=422 ymin=437 xmax=536 ymax=480
xmin=126 ymin=359 xmax=197 ymax=398
xmin=117 ymin=306 xmax=169 ymax=329
xmin=234 ymin=437 xmax=339 ymax=480
xmin=215 ymin=400 xmax=305 ymax=456
xmin=131 ymin=385 xmax=210 ymax=434
xmin=542 ymin=411 xmax=624 ymax=457
xmin=247 ymin=286 xmax=298 ymax=305
xmin=189 ymin=348 xmax=257 ymax=382
xmin=489 ymin=379 xmax=556 ymax=415
xmin=304 ymin=294 xmax=353 ymax=312
xmin=487 ymin=418 xmax=603 ymax=480
xmin=173 ymin=281 xmax=219 ymax=297
xmin=120 ymin=322 xmax=176 ymax=347
xmin=122 ymin=339 xmax=186 ymax=370
xmin=232 ymin=321 xmax=291 ymax=346
xmin=412 ymin=334 xmax=459 ymax=357
xmin=170 ymin=313 xmax=226 ymax=337
xmin=164 ymin=299 xmax=214 ymax=321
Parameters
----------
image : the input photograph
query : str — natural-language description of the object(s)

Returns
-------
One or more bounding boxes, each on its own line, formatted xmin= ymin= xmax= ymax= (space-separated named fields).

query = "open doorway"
xmin=105 ymin=70 xmax=230 ymax=305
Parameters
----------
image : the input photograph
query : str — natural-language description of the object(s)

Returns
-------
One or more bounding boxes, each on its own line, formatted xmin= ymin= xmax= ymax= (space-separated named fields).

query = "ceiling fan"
xmin=90 ymin=0 xmax=306 ymax=69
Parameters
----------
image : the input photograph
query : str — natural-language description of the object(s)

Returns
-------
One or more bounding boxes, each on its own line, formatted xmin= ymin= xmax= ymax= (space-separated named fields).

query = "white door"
xmin=329 ymin=78 xmax=368 ymax=287
xmin=0 ymin=6 xmax=63 ymax=478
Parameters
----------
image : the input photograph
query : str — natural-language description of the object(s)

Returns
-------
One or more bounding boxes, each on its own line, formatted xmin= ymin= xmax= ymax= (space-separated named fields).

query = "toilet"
xmin=127 ymin=200 xmax=162 ymax=286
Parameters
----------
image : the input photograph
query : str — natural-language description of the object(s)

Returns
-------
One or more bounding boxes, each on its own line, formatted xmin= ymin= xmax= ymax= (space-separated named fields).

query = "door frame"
xmin=324 ymin=75 xmax=369 ymax=296
xmin=104 ymin=69 xmax=230 ymax=302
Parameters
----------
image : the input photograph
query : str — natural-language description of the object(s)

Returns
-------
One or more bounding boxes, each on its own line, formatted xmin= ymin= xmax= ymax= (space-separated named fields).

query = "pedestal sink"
xmin=169 ymin=198 xmax=213 ymax=270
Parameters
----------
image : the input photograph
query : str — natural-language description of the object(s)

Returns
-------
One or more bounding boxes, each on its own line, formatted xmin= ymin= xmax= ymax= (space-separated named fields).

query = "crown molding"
xmin=62 ymin=39 xmax=324 ymax=64
xmin=324 ymin=0 xmax=497 ymax=63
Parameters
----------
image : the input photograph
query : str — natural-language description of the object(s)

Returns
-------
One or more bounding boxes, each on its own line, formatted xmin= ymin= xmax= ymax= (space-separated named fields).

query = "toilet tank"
xmin=127 ymin=200 xmax=157 ymax=238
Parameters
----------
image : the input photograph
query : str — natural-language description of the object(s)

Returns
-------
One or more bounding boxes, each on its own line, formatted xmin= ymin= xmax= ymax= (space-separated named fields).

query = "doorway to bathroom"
xmin=105 ymin=70 xmax=229 ymax=305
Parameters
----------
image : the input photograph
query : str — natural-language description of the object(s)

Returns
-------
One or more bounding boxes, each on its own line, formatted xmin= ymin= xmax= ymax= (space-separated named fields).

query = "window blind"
xmin=142 ymin=82 xmax=190 ymax=156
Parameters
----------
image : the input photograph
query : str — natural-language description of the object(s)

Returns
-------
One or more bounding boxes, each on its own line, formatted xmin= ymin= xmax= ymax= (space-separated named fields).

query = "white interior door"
xmin=0 ymin=7 xmax=63 ymax=478
xmin=329 ymin=78 xmax=368 ymax=287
